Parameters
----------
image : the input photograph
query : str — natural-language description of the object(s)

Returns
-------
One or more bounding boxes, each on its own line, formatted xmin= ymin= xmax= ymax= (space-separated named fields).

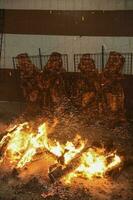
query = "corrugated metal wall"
xmin=0 ymin=0 xmax=133 ymax=70
xmin=0 ymin=0 xmax=133 ymax=10
xmin=1 ymin=35 xmax=132 ymax=71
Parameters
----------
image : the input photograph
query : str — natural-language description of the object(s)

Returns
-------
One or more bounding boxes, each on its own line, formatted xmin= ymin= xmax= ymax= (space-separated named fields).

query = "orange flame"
xmin=64 ymin=148 xmax=121 ymax=183
xmin=0 ymin=121 xmax=122 ymax=182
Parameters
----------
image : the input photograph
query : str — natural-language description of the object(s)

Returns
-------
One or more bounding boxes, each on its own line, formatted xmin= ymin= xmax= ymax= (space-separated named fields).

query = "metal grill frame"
xmin=41 ymin=54 xmax=68 ymax=72
xmin=12 ymin=52 xmax=133 ymax=74
xmin=13 ymin=54 xmax=69 ymax=72
xmin=74 ymin=53 xmax=133 ymax=74
xmin=74 ymin=53 xmax=103 ymax=72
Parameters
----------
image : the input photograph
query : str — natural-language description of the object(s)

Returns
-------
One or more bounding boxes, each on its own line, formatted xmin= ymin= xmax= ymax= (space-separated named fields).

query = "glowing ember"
xmin=0 ymin=121 xmax=122 ymax=182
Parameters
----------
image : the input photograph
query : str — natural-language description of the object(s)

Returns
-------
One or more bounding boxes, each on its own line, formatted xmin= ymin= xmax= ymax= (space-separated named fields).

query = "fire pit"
xmin=0 ymin=117 xmax=133 ymax=200
xmin=0 ymin=122 xmax=122 ymax=177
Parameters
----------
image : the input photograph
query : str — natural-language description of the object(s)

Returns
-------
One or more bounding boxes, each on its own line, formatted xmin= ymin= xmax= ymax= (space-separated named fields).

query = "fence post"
xmin=0 ymin=9 xmax=5 ymax=65
xmin=131 ymin=53 xmax=133 ymax=75
xmin=12 ymin=57 xmax=16 ymax=70
xmin=74 ymin=54 xmax=76 ymax=72
xmin=66 ymin=54 xmax=69 ymax=72
xmin=39 ymin=48 xmax=43 ymax=70
xmin=101 ymin=45 xmax=104 ymax=72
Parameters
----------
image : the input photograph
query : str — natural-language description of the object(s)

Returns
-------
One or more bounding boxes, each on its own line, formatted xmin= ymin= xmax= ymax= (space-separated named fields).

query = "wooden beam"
xmin=3 ymin=9 xmax=133 ymax=36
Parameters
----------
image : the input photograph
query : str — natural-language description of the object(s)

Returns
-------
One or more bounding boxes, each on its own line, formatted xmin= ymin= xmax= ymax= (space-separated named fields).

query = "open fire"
xmin=0 ymin=122 xmax=122 ymax=183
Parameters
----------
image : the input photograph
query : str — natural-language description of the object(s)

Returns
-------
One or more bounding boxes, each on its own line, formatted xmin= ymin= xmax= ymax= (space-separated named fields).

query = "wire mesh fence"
xmin=41 ymin=54 xmax=68 ymax=71
xmin=12 ymin=52 xmax=133 ymax=74
xmin=12 ymin=55 xmax=41 ymax=70
xmin=122 ymin=53 xmax=133 ymax=75
xmin=74 ymin=53 xmax=103 ymax=72
xmin=13 ymin=54 xmax=69 ymax=71
xmin=74 ymin=53 xmax=133 ymax=74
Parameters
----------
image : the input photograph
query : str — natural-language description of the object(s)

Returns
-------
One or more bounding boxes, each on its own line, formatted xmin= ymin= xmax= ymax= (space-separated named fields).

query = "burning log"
xmin=0 ymin=125 xmax=18 ymax=157
xmin=0 ymin=125 xmax=17 ymax=140
xmin=29 ymin=148 xmax=58 ymax=165
xmin=48 ymin=143 xmax=122 ymax=183
xmin=48 ymin=145 xmax=91 ymax=182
